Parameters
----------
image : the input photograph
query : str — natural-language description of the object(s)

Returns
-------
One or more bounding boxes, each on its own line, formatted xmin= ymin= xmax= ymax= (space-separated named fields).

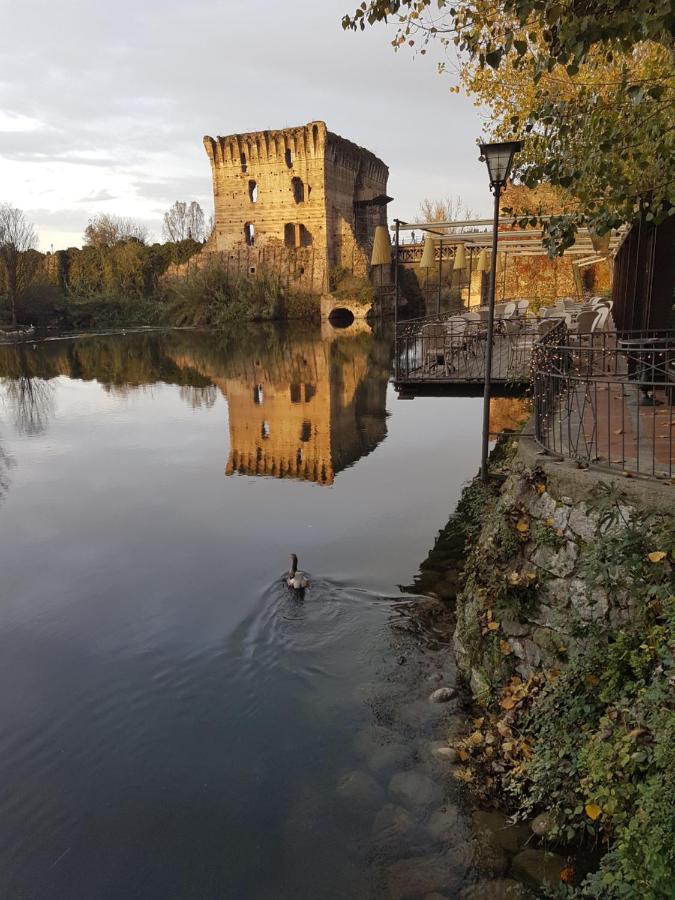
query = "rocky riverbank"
xmin=444 ymin=434 xmax=675 ymax=897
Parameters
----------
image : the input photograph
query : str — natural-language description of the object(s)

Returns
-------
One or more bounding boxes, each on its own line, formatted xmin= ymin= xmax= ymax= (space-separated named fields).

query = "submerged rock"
xmin=389 ymin=770 xmax=443 ymax=810
xmin=471 ymin=809 xmax=530 ymax=854
xmin=460 ymin=879 xmax=530 ymax=899
xmin=429 ymin=743 xmax=459 ymax=763
xmin=372 ymin=803 xmax=417 ymax=841
xmin=335 ymin=770 xmax=384 ymax=811
xmin=428 ymin=804 xmax=463 ymax=842
xmin=354 ymin=724 xmax=400 ymax=757
xmin=429 ymin=687 xmax=456 ymax=704
xmin=511 ymin=849 xmax=566 ymax=888
xmin=367 ymin=742 xmax=414 ymax=776
xmin=386 ymin=846 xmax=470 ymax=899
xmin=396 ymin=699 xmax=446 ymax=732
xmin=371 ymin=803 xmax=429 ymax=859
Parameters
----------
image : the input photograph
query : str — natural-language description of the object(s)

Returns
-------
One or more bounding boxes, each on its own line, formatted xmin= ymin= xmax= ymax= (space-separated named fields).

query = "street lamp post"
xmin=478 ymin=140 xmax=522 ymax=482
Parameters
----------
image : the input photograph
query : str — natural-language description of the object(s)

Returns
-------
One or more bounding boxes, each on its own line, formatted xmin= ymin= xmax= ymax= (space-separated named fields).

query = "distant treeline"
xmin=0 ymin=240 xmax=322 ymax=330
xmin=47 ymin=238 xmax=203 ymax=299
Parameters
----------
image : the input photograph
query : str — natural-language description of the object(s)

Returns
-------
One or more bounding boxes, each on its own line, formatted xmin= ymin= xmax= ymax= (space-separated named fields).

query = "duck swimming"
xmin=287 ymin=553 xmax=309 ymax=590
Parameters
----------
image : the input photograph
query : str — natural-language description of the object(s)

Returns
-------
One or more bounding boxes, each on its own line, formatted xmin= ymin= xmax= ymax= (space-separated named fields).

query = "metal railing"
xmin=395 ymin=314 xmax=561 ymax=383
xmin=533 ymin=328 xmax=674 ymax=479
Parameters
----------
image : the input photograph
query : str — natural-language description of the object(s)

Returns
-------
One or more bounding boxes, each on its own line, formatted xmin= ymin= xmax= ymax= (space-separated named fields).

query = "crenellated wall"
xmin=203 ymin=121 xmax=389 ymax=293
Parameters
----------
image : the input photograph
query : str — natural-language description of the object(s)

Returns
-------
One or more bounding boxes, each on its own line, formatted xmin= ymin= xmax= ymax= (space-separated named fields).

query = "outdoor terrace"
xmin=393 ymin=296 xmax=614 ymax=394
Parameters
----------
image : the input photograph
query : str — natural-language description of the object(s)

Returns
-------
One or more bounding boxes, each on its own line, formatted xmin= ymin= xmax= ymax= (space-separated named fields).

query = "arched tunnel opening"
xmin=327 ymin=307 xmax=355 ymax=328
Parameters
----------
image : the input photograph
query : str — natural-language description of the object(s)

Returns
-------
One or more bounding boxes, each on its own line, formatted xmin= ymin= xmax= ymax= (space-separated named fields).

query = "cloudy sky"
xmin=0 ymin=0 xmax=491 ymax=250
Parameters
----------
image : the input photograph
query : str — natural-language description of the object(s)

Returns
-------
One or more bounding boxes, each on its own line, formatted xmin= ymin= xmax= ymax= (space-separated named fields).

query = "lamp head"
xmin=478 ymin=140 xmax=523 ymax=190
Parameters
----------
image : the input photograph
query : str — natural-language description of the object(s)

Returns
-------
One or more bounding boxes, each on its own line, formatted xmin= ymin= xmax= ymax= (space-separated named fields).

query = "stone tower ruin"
xmin=203 ymin=121 xmax=389 ymax=294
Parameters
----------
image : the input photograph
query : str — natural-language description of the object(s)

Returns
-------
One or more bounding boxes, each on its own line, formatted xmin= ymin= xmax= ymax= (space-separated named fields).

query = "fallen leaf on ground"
xmin=516 ymin=518 xmax=530 ymax=533
xmin=585 ymin=803 xmax=602 ymax=821
xmin=647 ymin=551 xmax=667 ymax=563
xmin=500 ymin=639 xmax=513 ymax=655
xmin=560 ymin=864 xmax=575 ymax=883
xmin=487 ymin=621 xmax=500 ymax=631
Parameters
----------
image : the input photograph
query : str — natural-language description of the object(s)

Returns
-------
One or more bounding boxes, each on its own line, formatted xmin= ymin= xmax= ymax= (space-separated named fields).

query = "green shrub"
xmin=164 ymin=259 xmax=318 ymax=326
xmin=503 ymin=498 xmax=675 ymax=898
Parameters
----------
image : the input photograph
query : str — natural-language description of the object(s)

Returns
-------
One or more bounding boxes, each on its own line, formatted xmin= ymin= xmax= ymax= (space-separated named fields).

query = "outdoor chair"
xmin=503 ymin=301 xmax=517 ymax=319
xmin=504 ymin=319 xmax=551 ymax=377
xmin=420 ymin=323 xmax=447 ymax=371
xmin=443 ymin=318 xmax=470 ymax=374
xmin=569 ymin=309 xmax=600 ymax=334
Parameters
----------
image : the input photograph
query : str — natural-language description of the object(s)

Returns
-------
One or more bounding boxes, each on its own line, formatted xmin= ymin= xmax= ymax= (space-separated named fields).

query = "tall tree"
xmin=162 ymin=201 xmax=206 ymax=243
xmin=416 ymin=195 xmax=474 ymax=224
xmin=343 ymin=0 xmax=674 ymax=252
xmin=83 ymin=213 xmax=148 ymax=247
xmin=0 ymin=204 xmax=39 ymax=326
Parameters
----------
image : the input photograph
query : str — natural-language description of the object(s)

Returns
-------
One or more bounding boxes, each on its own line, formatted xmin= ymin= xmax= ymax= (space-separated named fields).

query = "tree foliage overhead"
xmin=343 ymin=0 xmax=674 ymax=253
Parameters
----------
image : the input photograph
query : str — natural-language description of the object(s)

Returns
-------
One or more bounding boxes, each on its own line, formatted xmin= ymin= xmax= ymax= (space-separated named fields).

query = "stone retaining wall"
xmin=454 ymin=430 xmax=673 ymax=701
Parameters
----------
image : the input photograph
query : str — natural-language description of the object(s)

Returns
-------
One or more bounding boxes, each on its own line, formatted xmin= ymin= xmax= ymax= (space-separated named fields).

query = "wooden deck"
xmin=394 ymin=321 xmax=536 ymax=395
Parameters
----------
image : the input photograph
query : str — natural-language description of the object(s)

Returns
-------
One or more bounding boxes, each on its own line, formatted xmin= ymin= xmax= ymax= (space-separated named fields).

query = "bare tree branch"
xmin=0 ymin=205 xmax=38 ymax=326
xmin=162 ymin=201 xmax=206 ymax=243
xmin=83 ymin=213 xmax=148 ymax=247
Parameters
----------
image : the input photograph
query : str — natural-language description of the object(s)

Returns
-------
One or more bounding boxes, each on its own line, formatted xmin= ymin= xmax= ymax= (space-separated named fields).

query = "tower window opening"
xmin=285 ymin=148 xmax=293 ymax=168
xmin=284 ymin=223 xmax=295 ymax=248
xmin=244 ymin=223 xmax=255 ymax=246
xmin=253 ymin=384 xmax=264 ymax=405
xmin=261 ymin=421 xmax=270 ymax=439
xmin=241 ymin=152 xmax=247 ymax=174
xmin=299 ymin=224 xmax=312 ymax=247
xmin=291 ymin=177 xmax=304 ymax=204
xmin=248 ymin=180 xmax=258 ymax=202
xmin=290 ymin=384 xmax=302 ymax=404
xmin=300 ymin=421 xmax=312 ymax=443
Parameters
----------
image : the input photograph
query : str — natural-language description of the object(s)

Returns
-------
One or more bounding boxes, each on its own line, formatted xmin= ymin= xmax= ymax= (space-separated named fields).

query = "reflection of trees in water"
xmin=0 ymin=438 xmax=14 ymax=505
xmin=179 ymin=384 xmax=218 ymax=409
xmin=0 ymin=344 xmax=55 ymax=435
xmin=3 ymin=375 xmax=55 ymax=435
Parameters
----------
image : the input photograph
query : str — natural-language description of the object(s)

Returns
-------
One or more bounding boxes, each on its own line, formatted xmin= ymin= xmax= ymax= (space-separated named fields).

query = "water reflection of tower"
xmin=225 ymin=336 xmax=389 ymax=485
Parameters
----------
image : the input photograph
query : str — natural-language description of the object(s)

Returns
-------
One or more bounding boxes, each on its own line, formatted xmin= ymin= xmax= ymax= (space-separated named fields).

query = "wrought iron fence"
xmin=395 ymin=314 xmax=561 ymax=383
xmin=533 ymin=328 xmax=674 ymax=479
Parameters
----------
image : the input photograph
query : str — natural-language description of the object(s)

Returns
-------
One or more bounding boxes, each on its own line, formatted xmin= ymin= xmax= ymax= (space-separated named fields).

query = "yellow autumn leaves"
xmin=647 ymin=551 xmax=667 ymax=563
xmin=585 ymin=802 xmax=602 ymax=821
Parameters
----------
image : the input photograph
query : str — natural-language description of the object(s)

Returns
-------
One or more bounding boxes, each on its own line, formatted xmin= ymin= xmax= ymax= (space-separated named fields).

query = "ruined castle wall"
xmin=324 ymin=133 xmax=389 ymax=280
xmin=204 ymin=122 xmax=389 ymax=294
xmin=204 ymin=122 xmax=330 ymax=290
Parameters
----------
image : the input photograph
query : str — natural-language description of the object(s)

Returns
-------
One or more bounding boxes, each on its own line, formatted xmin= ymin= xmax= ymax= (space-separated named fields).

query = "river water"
xmin=0 ymin=326 xmax=527 ymax=899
